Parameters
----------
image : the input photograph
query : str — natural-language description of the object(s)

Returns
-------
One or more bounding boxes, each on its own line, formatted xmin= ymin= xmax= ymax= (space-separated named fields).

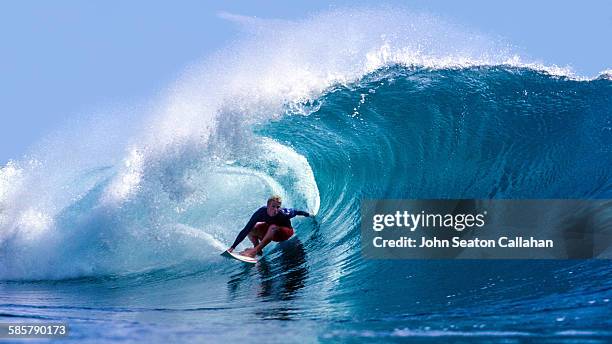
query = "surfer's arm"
xmin=229 ymin=208 xmax=264 ymax=250
xmin=285 ymin=208 xmax=310 ymax=218
xmin=295 ymin=210 xmax=310 ymax=217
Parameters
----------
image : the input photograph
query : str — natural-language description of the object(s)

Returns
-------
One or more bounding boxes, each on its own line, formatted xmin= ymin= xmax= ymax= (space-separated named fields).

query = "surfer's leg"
xmin=247 ymin=232 xmax=260 ymax=247
xmin=247 ymin=235 xmax=264 ymax=255
xmin=249 ymin=222 xmax=267 ymax=241
xmin=272 ymin=226 xmax=294 ymax=242
xmin=242 ymin=222 xmax=267 ymax=255
xmin=243 ymin=225 xmax=279 ymax=257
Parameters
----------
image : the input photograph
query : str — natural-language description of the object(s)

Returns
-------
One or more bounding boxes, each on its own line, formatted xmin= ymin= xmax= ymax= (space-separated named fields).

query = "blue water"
xmin=1 ymin=9 xmax=612 ymax=343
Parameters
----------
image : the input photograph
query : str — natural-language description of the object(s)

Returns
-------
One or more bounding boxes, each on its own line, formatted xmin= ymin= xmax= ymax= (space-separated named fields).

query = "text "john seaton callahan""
xmin=373 ymin=236 xmax=554 ymax=248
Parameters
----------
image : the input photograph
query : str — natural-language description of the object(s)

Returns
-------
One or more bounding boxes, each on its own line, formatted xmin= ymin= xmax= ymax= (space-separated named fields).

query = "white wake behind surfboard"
xmin=221 ymin=250 xmax=258 ymax=264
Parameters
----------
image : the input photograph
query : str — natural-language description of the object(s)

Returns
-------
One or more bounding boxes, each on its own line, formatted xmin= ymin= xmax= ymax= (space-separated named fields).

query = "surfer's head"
xmin=267 ymin=195 xmax=282 ymax=216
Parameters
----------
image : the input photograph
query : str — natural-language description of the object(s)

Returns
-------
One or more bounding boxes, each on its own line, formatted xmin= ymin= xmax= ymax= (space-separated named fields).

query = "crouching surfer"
xmin=227 ymin=195 xmax=310 ymax=258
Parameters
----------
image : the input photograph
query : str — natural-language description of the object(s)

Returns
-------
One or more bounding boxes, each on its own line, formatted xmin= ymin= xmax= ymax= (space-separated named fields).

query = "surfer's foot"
xmin=241 ymin=248 xmax=257 ymax=258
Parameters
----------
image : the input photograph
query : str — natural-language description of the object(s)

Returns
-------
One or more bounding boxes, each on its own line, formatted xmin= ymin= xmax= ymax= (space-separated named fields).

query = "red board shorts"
xmin=253 ymin=222 xmax=294 ymax=242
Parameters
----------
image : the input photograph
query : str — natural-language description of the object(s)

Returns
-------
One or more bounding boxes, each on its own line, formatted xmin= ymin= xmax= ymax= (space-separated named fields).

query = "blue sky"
xmin=1 ymin=1 xmax=611 ymax=165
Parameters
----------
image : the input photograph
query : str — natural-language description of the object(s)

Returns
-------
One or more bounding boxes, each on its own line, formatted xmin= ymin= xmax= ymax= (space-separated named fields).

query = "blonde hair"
xmin=267 ymin=195 xmax=282 ymax=205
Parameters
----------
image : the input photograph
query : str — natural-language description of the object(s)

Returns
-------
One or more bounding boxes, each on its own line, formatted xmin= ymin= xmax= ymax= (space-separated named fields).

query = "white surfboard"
xmin=221 ymin=250 xmax=257 ymax=264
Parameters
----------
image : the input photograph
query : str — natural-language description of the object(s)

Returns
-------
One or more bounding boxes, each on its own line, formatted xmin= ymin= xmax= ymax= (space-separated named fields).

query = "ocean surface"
xmin=1 ymin=9 xmax=611 ymax=343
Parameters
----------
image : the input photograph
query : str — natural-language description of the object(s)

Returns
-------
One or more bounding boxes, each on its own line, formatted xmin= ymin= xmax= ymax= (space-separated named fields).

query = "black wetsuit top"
xmin=230 ymin=206 xmax=309 ymax=249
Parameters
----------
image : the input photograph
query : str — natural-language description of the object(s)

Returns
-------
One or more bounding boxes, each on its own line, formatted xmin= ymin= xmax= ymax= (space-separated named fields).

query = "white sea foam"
xmin=597 ymin=69 xmax=612 ymax=80
xmin=102 ymin=147 xmax=145 ymax=205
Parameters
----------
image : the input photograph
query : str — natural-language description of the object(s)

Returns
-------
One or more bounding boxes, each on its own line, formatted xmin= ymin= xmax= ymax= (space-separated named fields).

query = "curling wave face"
xmin=264 ymin=65 xmax=612 ymax=334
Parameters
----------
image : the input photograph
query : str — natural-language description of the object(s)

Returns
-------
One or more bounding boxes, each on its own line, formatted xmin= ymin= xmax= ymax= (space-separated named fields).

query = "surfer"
xmin=227 ymin=195 xmax=310 ymax=258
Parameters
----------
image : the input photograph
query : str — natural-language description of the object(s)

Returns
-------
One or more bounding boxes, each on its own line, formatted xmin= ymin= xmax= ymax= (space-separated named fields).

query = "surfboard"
xmin=221 ymin=250 xmax=258 ymax=264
